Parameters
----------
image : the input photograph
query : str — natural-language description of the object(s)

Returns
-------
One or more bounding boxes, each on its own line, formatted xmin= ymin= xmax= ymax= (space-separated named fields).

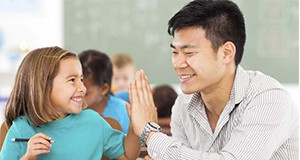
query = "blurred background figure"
xmin=153 ymin=84 xmax=178 ymax=135
xmin=111 ymin=53 xmax=136 ymax=103
xmin=79 ymin=49 xmax=130 ymax=134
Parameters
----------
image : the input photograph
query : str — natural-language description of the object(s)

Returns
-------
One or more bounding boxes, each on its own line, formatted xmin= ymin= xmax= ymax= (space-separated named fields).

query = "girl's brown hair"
xmin=5 ymin=46 xmax=77 ymax=127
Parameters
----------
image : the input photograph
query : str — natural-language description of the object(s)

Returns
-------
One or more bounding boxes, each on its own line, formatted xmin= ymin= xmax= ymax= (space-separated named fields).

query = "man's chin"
xmin=181 ymin=86 xmax=194 ymax=95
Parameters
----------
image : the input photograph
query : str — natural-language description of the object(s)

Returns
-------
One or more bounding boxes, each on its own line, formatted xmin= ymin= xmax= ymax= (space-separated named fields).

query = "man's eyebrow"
xmin=170 ymin=43 xmax=197 ymax=49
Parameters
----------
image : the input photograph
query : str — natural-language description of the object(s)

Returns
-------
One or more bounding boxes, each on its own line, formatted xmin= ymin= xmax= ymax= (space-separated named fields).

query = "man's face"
xmin=171 ymin=27 xmax=226 ymax=94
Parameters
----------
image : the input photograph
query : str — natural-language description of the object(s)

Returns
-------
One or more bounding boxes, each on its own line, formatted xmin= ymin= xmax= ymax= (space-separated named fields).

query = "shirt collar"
xmin=233 ymin=65 xmax=249 ymax=104
xmin=188 ymin=65 xmax=249 ymax=112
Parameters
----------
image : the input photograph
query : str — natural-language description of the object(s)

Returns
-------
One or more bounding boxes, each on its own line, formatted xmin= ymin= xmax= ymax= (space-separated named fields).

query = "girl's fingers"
xmin=125 ymin=102 xmax=132 ymax=117
xmin=135 ymin=70 xmax=145 ymax=102
xmin=29 ymin=132 xmax=53 ymax=149
xmin=144 ymin=155 xmax=153 ymax=160
xmin=31 ymin=143 xmax=51 ymax=150
xmin=130 ymin=80 xmax=140 ymax=107
xmin=26 ymin=133 xmax=52 ymax=157
xmin=144 ymin=74 xmax=155 ymax=108
xmin=35 ymin=132 xmax=52 ymax=142
xmin=140 ymin=70 xmax=150 ymax=104
xmin=129 ymin=82 xmax=133 ymax=104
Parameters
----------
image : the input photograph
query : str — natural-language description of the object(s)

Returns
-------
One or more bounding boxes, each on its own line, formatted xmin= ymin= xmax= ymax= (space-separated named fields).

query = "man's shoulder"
xmin=247 ymin=70 xmax=285 ymax=93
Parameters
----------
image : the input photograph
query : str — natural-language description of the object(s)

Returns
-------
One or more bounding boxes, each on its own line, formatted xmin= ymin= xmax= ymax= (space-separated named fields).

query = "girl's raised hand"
xmin=21 ymin=132 xmax=53 ymax=160
xmin=129 ymin=70 xmax=158 ymax=136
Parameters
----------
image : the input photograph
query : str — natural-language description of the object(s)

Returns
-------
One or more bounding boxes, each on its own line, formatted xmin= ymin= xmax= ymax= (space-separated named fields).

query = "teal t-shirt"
xmin=103 ymin=94 xmax=130 ymax=134
xmin=0 ymin=109 xmax=125 ymax=160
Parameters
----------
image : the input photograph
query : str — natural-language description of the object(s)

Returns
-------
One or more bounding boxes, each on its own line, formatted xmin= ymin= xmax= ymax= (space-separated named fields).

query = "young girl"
xmin=0 ymin=47 xmax=140 ymax=160
xmin=79 ymin=50 xmax=130 ymax=134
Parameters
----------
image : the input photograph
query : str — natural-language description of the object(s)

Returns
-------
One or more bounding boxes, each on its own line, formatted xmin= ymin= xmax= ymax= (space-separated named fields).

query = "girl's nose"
xmin=77 ymin=84 xmax=87 ymax=95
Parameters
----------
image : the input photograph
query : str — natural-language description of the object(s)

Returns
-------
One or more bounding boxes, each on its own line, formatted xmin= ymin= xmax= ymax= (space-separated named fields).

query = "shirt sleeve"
xmin=170 ymin=96 xmax=190 ymax=147
xmin=0 ymin=124 xmax=23 ymax=160
xmin=102 ymin=120 xmax=126 ymax=159
xmin=147 ymin=133 xmax=223 ymax=160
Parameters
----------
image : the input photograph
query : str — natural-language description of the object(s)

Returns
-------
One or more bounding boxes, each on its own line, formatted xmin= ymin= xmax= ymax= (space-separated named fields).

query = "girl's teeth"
xmin=72 ymin=98 xmax=82 ymax=102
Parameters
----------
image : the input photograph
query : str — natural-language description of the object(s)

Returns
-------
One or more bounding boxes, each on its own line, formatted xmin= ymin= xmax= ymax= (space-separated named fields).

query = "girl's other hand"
xmin=21 ymin=132 xmax=53 ymax=160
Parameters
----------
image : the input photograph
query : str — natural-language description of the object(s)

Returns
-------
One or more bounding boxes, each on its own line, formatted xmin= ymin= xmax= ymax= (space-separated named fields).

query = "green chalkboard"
xmin=64 ymin=0 xmax=299 ymax=84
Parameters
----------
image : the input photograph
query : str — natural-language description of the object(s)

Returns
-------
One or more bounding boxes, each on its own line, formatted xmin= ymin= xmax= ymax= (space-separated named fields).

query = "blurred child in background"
xmin=153 ymin=85 xmax=178 ymax=135
xmin=79 ymin=50 xmax=130 ymax=134
xmin=111 ymin=53 xmax=135 ymax=103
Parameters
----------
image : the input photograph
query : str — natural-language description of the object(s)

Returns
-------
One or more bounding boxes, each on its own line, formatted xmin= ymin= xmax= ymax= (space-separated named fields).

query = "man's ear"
xmin=222 ymin=41 xmax=236 ymax=64
xmin=100 ymin=83 xmax=110 ymax=96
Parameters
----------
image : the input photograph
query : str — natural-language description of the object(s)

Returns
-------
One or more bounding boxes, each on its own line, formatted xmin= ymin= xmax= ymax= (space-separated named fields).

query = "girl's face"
xmin=50 ymin=58 xmax=87 ymax=119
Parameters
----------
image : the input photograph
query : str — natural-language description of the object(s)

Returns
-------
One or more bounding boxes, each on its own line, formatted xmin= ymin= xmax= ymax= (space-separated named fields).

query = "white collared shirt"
xmin=147 ymin=66 xmax=299 ymax=160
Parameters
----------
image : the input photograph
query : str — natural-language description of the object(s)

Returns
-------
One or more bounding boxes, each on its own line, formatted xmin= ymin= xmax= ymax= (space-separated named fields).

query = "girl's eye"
xmin=81 ymin=78 xmax=84 ymax=82
xmin=69 ymin=78 xmax=75 ymax=82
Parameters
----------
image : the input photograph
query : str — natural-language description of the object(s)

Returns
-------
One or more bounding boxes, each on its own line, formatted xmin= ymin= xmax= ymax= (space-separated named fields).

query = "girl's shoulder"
xmin=10 ymin=116 xmax=34 ymax=133
xmin=13 ymin=116 xmax=30 ymax=126
xmin=79 ymin=109 xmax=106 ymax=123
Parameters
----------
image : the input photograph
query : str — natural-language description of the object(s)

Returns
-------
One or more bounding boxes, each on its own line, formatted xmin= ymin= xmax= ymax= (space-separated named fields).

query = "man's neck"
xmin=200 ymin=67 xmax=236 ymax=132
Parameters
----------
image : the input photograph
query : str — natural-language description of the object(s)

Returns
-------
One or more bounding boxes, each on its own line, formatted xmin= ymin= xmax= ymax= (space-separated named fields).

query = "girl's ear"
xmin=222 ymin=41 xmax=236 ymax=64
xmin=100 ymin=83 xmax=110 ymax=96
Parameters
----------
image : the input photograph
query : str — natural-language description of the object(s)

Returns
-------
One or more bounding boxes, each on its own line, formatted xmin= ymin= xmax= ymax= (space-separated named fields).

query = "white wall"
xmin=0 ymin=0 xmax=63 ymax=73
xmin=0 ymin=0 xmax=63 ymax=124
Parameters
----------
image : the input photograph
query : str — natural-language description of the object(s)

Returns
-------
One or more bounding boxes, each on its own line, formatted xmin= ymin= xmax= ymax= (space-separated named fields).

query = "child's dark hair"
xmin=153 ymin=85 xmax=178 ymax=118
xmin=79 ymin=50 xmax=113 ymax=95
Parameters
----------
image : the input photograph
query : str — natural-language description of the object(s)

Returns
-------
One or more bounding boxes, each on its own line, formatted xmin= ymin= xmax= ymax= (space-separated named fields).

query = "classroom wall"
xmin=64 ymin=0 xmax=299 ymax=84
xmin=0 ymin=0 xmax=299 ymax=124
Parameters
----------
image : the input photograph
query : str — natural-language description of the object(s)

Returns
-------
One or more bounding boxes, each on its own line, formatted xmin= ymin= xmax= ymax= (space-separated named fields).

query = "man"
xmin=129 ymin=0 xmax=299 ymax=159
